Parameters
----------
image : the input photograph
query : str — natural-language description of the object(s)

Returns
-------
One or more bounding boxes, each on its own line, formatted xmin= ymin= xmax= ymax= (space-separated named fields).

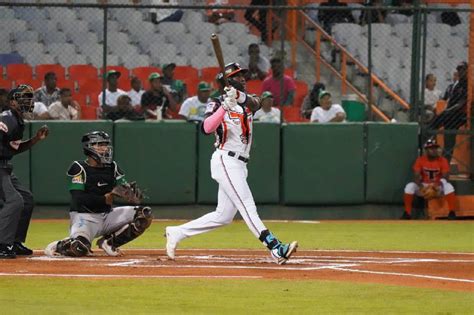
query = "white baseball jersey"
xmin=205 ymin=98 xmax=254 ymax=158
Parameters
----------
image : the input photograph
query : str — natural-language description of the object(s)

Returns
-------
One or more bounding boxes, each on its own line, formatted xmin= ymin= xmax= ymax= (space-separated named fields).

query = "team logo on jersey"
xmin=72 ymin=175 xmax=84 ymax=184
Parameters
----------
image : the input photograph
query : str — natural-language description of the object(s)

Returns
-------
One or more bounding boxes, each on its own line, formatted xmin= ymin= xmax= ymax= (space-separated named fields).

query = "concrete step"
xmin=427 ymin=195 xmax=474 ymax=219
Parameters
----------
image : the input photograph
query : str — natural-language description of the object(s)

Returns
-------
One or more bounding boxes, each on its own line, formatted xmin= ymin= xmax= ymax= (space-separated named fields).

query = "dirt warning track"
xmin=1 ymin=249 xmax=473 ymax=291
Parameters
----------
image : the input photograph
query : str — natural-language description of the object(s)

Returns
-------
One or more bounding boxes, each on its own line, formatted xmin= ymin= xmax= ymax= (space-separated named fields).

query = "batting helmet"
xmin=224 ymin=62 xmax=248 ymax=79
xmin=424 ymin=138 xmax=439 ymax=149
xmin=82 ymin=131 xmax=113 ymax=165
xmin=8 ymin=84 xmax=34 ymax=114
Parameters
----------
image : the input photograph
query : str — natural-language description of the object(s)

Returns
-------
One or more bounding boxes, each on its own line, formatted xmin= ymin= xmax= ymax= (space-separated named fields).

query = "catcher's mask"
xmin=82 ymin=131 xmax=113 ymax=165
xmin=223 ymin=62 xmax=248 ymax=92
xmin=8 ymin=84 xmax=34 ymax=114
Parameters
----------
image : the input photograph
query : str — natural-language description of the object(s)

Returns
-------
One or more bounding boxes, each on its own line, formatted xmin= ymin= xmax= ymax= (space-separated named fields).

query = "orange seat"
xmin=131 ymin=66 xmax=161 ymax=84
xmin=57 ymin=78 xmax=76 ymax=92
xmin=68 ymin=65 xmax=98 ymax=81
xmin=100 ymin=65 xmax=130 ymax=81
xmin=282 ymin=106 xmax=303 ymax=122
xmin=15 ymin=78 xmax=42 ymax=89
xmin=35 ymin=64 xmax=66 ymax=80
xmin=174 ymin=65 xmax=198 ymax=82
xmin=246 ymin=80 xmax=262 ymax=95
xmin=88 ymin=94 xmax=99 ymax=107
xmin=294 ymin=80 xmax=308 ymax=108
xmin=80 ymin=105 xmax=98 ymax=120
xmin=72 ymin=93 xmax=88 ymax=106
xmin=0 ymin=78 xmax=13 ymax=89
xmin=200 ymin=66 xmax=220 ymax=83
xmin=77 ymin=78 xmax=102 ymax=95
xmin=6 ymin=64 xmax=33 ymax=81
xmin=184 ymin=78 xmax=200 ymax=97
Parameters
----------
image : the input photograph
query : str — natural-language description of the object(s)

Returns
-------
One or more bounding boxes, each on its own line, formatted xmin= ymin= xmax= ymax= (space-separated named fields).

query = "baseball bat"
xmin=211 ymin=33 xmax=229 ymax=87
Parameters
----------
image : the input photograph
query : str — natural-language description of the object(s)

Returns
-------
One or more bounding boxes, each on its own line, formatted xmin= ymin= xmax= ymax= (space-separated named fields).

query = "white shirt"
xmin=253 ymin=107 xmax=281 ymax=123
xmin=128 ymin=89 xmax=145 ymax=107
xmin=98 ymin=89 xmax=127 ymax=107
xmin=33 ymin=102 xmax=48 ymax=116
xmin=310 ymin=104 xmax=346 ymax=123
xmin=424 ymin=88 xmax=442 ymax=109
xmin=48 ymin=101 xmax=79 ymax=120
xmin=179 ymin=96 xmax=208 ymax=121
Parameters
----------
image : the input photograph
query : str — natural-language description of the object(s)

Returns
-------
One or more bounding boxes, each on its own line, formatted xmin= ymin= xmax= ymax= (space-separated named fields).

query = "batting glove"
xmin=222 ymin=96 xmax=237 ymax=111
xmin=224 ymin=86 xmax=246 ymax=104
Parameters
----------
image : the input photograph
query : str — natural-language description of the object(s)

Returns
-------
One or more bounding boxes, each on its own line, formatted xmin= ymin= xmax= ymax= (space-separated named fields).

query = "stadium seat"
xmin=174 ymin=66 xmax=199 ymax=82
xmin=294 ymin=80 xmax=309 ymax=108
xmin=183 ymin=78 xmax=200 ymax=97
xmin=15 ymin=77 xmax=42 ymax=89
xmin=282 ymin=106 xmax=303 ymax=123
xmin=200 ymin=66 xmax=220 ymax=83
xmin=246 ymin=80 xmax=262 ymax=95
xmin=131 ymin=66 xmax=162 ymax=83
xmin=80 ymin=104 xmax=98 ymax=120
xmin=77 ymin=78 xmax=102 ymax=95
xmin=100 ymin=65 xmax=130 ymax=81
xmin=57 ymin=78 xmax=76 ymax=92
xmin=6 ymin=64 xmax=33 ymax=81
xmin=35 ymin=64 xmax=66 ymax=80
xmin=72 ymin=93 xmax=88 ymax=106
xmin=0 ymin=78 xmax=12 ymax=89
xmin=68 ymin=64 xmax=98 ymax=81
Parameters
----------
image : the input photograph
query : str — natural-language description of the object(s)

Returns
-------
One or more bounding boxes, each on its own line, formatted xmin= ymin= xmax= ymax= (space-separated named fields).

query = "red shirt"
xmin=261 ymin=75 xmax=296 ymax=106
xmin=413 ymin=155 xmax=449 ymax=184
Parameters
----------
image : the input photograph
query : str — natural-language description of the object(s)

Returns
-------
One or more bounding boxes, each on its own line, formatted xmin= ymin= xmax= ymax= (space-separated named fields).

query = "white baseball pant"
xmin=404 ymin=178 xmax=455 ymax=196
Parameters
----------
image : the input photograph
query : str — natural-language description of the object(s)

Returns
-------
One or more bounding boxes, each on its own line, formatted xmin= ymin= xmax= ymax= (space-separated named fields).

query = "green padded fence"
xmin=11 ymin=122 xmax=30 ymax=190
xmin=114 ymin=121 xmax=196 ymax=204
xmin=366 ymin=123 xmax=419 ymax=203
xmin=282 ymin=123 xmax=365 ymax=205
xmin=30 ymin=121 xmax=114 ymax=204
xmin=196 ymin=128 xmax=218 ymax=204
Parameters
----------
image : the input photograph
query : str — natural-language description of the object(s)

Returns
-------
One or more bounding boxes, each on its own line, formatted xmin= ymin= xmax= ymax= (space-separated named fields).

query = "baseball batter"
xmin=45 ymin=131 xmax=152 ymax=257
xmin=401 ymin=138 xmax=457 ymax=220
xmin=165 ymin=63 xmax=298 ymax=264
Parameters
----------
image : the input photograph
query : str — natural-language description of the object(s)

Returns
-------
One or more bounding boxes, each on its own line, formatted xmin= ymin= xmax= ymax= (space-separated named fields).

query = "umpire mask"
xmin=82 ymin=131 xmax=113 ymax=165
xmin=9 ymin=84 xmax=34 ymax=115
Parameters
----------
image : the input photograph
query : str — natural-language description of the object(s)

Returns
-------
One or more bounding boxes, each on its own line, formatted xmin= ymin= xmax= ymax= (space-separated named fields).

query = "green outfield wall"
xmin=15 ymin=121 xmax=420 ymax=205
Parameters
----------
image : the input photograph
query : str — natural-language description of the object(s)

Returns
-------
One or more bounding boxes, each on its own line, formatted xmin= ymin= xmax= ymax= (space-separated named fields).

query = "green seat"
xmin=342 ymin=100 xmax=367 ymax=122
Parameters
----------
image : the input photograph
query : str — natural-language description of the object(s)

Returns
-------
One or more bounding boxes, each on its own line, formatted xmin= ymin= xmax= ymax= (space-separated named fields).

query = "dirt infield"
xmin=1 ymin=249 xmax=473 ymax=291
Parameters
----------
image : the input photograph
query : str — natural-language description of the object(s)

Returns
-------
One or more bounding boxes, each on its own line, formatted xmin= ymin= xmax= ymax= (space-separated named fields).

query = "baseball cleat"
xmin=0 ymin=243 xmax=16 ymax=259
xmin=13 ymin=242 xmax=33 ymax=256
xmin=97 ymin=238 xmax=123 ymax=257
xmin=165 ymin=226 xmax=182 ymax=260
xmin=271 ymin=241 xmax=298 ymax=265
xmin=44 ymin=240 xmax=61 ymax=257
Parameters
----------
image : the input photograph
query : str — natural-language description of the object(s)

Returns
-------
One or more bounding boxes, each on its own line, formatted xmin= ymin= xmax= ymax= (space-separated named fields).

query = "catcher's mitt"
xmin=111 ymin=181 xmax=144 ymax=204
xmin=420 ymin=184 xmax=441 ymax=200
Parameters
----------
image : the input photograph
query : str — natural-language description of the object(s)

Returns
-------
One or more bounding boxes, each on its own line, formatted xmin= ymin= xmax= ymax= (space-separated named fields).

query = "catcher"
xmin=401 ymin=138 xmax=456 ymax=220
xmin=45 ymin=131 xmax=151 ymax=257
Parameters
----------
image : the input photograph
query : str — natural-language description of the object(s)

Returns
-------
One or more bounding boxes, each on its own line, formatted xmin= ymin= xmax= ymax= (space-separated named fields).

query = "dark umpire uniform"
xmin=0 ymin=85 xmax=49 ymax=258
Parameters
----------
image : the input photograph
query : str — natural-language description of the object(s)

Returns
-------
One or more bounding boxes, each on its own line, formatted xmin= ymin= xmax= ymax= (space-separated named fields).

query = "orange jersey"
xmin=413 ymin=155 xmax=449 ymax=184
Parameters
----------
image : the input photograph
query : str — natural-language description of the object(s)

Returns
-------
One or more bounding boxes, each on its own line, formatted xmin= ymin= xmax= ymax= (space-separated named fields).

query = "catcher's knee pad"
xmin=57 ymin=236 xmax=91 ymax=257
xmin=105 ymin=206 xmax=153 ymax=248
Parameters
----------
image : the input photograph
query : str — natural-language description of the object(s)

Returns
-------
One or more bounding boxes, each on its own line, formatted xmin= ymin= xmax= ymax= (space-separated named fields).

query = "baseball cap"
xmin=318 ymin=90 xmax=331 ymax=100
xmin=456 ymin=61 xmax=467 ymax=71
xmin=424 ymin=138 xmax=439 ymax=148
xmin=261 ymin=91 xmax=273 ymax=99
xmin=106 ymin=70 xmax=121 ymax=79
xmin=197 ymin=81 xmax=211 ymax=91
xmin=162 ymin=63 xmax=176 ymax=70
xmin=148 ymin=72 xmax=162 ymax=81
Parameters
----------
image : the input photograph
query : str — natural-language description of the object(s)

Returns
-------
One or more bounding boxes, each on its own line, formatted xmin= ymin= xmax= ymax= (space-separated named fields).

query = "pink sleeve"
xmin=203 ymin=107 xmax=226 ymax=134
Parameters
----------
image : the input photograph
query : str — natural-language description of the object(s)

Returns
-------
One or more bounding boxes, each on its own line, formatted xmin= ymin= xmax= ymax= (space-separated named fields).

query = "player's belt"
xmin=227 ymin=151 xmax=249 ymax=163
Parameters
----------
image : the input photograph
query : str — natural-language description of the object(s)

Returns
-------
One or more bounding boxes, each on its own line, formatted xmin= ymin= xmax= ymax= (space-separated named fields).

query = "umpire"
xmin=0 ymin=85 xmax=49 ymax=259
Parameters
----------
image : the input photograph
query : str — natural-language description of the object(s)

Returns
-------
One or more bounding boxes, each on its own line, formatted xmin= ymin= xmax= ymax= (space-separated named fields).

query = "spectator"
xmin=442 ymin=71 xmax=459 ymax=101
xmin=32 ymin=102 xmax=51 ymax=120
xmin=0 ymin=88 xmax=9 ymax=111
xmin=207 ymin=0 xmax=235 ymax=24
xmin=179 ymin=81 xmax=211 ymax=122
xmin=301 ymin=82 xmax=326 ymax=119
xmin=244 ymin=0 xmax=269 ymax=42
xmin=98 ymin=70 xmax=127 ymax=116
xmin=128 ymin=76 xmax=145 ymax=108
xmin=106 ymin=94 xmax=145 ymax=121
xmin=253 ymin=91 xmax=281 ymax=123
xmin=400 ymin=139 xmax=457 ymax=220
xmin=161 ymin=63 xmax=186 ymax=104
xmin=141 ymin=72 xmax=177 ymax=120
xmin=48 ymin=88 xmax=81 ymax=120
xmin=244 ymin=43 xmax=270 ymax=81
xmin=423 ymin=73 xmax=442 ymax=123
xmin=391 ymin=0 xmax=413 ymax=17
xmin=310 ymin=90 xmax=346 ymax=123
xmin=429 ymin=61 xmax=468 ymax=163
xmin=210 ymin=72 xmax=225 ymax=98
xmin=261 ymin=56 xmax=296 ymax=106
xmin=359 ymin=0 xmax=386 ymax=26
xmin=318 ymin=0 xmax=355 ymax=33
xmin=150 ymin=0 xmax=184 ymax=24
xmin=33 ymin=72 xmax=60 ymax=107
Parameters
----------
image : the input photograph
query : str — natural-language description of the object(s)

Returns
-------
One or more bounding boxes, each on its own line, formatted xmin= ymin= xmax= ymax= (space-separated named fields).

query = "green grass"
xmin=28 ymin=220 xmax=474 ymax=252
xmin=1 ymin=277 xmax=473 ymax=315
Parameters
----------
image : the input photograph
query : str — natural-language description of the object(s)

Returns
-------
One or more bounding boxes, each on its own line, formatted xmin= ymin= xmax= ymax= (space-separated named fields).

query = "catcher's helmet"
xmin=8 ymin=84 xmax=34 ymax=114
xmin=82 ymin=131 xmax=113 ymax=165
xmin=424 ymin=138 xmax=439 ymax=149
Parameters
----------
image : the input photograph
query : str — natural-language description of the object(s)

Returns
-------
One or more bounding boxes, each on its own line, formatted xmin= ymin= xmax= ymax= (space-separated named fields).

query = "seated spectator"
xmin=128 ymin=76 xmax=145 ymax=108
xmin=210 ymin=73 xmax=225 ymax=98
xmin=429 ymin=61 xmax=468 ymax=163
xmin=33 ymin=72 xmax=60 ymax=107
xmin=318 ymin=0 xmax=355 ymax=33
xmin=244 ymin=43 xmax=270 ymax=81
xmin=301 ymin=82 xmax=326 ymax=119
xmin=161 ymin=63 xmax=186 ymax=104
xmin=244 ymin=0 xmax=269 ymax=42
xmin=150 ymin=0 xmax=184 ymax=24
xmin=423 ymin=73 xmax=442 ymax=123
xmin=32 ymin=101 xmax=51 ymax=120
xmin=98 ymin=70 xmax=127 ymax=117
xmin=442 ymin=71 xmax=459 ymax=101
xmin=207 ymin=0 xmax=235 ymax=24
xmin=359 ymin=0 xmax=386 ymax=26
xmin=253 ymin=91 xmax=281 ymax=123
xmin=179 ymin=81 xmax=211 ymax=122
xmin=106 ymin=94 xmax=145 ymax=121
xmin=0 ymin=88 xmax=9 ymax=111
xmin=310 ymin=90 xmax=346 ymax=123
xmin=48 ymin=88 xmax=81 ymax=120
xmin=141 ymin=72 xmax=177 ymax=120
xmin=261 ymin=56 xmax=296 ymax=106
xmin=400 ymin=139 xmax=457 ymax=220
